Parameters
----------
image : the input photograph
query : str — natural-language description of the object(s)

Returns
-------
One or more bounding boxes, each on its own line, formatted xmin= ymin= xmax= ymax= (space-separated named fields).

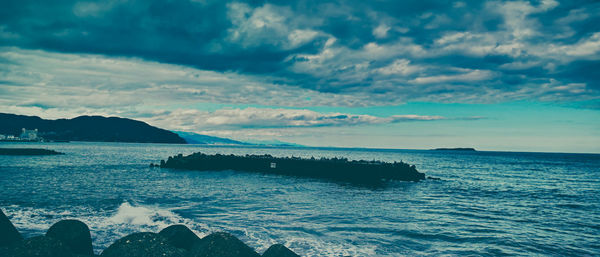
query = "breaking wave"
xmin=2 ymin=201 xmax=208 ymax=254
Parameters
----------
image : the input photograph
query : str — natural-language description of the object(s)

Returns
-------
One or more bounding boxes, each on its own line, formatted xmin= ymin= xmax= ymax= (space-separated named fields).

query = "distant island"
xmin=433 ymin=147 xmax=477 ymax=151
xmin=156 ymin=152 xmax=426 ymax=183
xmin=0 ymin=148 xmax=64 ymax=155
xmin=0 ymin=113 xmax=185 ymax=144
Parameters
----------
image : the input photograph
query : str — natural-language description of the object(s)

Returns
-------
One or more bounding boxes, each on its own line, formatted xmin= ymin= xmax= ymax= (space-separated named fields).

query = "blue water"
xmin=0 ymin=142 xmax=599 ymax=256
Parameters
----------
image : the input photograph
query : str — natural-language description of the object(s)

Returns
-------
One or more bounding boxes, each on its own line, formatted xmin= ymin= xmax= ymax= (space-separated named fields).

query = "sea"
xmin=0 ymin=142 xmax=598 ymax=256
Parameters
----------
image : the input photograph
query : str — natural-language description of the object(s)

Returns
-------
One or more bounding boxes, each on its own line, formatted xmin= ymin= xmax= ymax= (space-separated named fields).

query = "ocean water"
xmin=0 ymin=142 xmax=599 ymax=256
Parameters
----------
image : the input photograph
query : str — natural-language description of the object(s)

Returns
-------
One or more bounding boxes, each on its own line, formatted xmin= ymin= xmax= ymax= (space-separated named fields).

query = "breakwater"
xmin=156 ymin=152 xmax=426 ymax=183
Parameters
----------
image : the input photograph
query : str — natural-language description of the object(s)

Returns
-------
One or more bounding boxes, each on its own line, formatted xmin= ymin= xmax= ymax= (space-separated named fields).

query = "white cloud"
xmin=288 ymin=29 xmax=320 ymax=48
xmin=373 ymin=24 xmax=390 ymax=38
xmin=549 ymin=32 xmax=600 ymax=57
xmin=489 ymin=0 xmax=558 ymax=39
xmin=0 ymin=47 xmax=380 ymax=113
xmin=144 ymin=107 xmax=447 ymax=131
xmin=226 ymin=3 xmax=322 ymax=49
xmin=410 ymin=69 xmax=494 ymax=84
xmin=376 ymin=59 xmax=422 ymax=76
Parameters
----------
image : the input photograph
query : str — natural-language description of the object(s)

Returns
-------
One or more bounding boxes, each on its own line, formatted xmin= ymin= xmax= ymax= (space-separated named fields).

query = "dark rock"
xmin=262 ymin=244 xmax=300 ymax=257
xmin=0 ymin=208 xmax=22 ymax=247
xmin=10 ymin=235 xmax=74 ymax=257
xmin=46 ymin=219 xmax=94 ymax=256
xmin=158 ymin=225 xmax=201 ymax=251
xmin=189 ymin=232 xmax=260 ymax=257
xmin=161 ymin=152 xmax=426 ymax=184
xmin=100 ymin=232 xmax=186 ymax=257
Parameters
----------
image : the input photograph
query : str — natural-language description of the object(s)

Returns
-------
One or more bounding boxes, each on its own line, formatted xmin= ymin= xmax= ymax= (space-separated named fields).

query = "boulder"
xmin=158 ymin=224 xmax=201 ymax=251
xmin=0 ymin=208 xmax=22 ymax=247
xmin=45 ymin=219 xmax=94 ymax=256
xmin=189 ymin=232 xmax=260 ymax=257
xmin=262 ymin=244 xmax=300 ymax=257
xmin=100 ymin=232 xmax=186 ymax=257
xmin=10 ymin=235 xmax=74 ymax=257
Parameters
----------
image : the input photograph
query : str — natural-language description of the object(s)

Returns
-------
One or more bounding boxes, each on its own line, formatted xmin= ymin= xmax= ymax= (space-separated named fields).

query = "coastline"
xmin=0 ymin=148 xmax=64 ymax=156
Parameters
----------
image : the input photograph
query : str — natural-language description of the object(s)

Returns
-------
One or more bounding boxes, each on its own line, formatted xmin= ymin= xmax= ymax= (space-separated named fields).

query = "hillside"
xmin=173 ymin=131 xmax=250 ymax=145
xmin=0 ymin=113 xmax=186 ymax=144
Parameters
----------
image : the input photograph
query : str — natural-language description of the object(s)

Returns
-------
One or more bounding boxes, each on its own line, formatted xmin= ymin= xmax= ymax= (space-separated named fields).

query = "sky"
xmin=0 ymin=0 xmax=599 ymax=153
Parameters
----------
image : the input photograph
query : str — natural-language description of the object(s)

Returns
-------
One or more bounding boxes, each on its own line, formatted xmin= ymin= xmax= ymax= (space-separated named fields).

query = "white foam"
xmin=4 ymin=202 xmax=382 ymax=256
xmin=247 ymin=232 xmax=379 ymax=257
xmin=3 ymin=201 xmax=209 ymax=254
xmin=107 ymin=201 xmax=182 ymax=227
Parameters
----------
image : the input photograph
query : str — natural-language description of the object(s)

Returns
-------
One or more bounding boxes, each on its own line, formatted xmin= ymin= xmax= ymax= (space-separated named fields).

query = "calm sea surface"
xmin=0 ymin=142 xmax=599 ymax=256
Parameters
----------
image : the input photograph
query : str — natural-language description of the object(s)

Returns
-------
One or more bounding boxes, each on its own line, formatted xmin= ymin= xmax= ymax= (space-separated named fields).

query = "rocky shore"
xmin=1 ymin=209 xmax=300 ymax=257
xmin=156 ymin=152 xmax=426 ymax=183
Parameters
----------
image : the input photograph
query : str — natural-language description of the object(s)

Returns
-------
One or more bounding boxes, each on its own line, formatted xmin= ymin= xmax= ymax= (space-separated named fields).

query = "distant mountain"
xmin=433 ymin=147 xmax=476 ymax=151
xmin=0 ymin=113 xmax=186 ymax=144
xmin=173 ymin=131 xmax=250 ymax=145
xmin=173 ymin=131 xmax=305 ymax=147
xmin=243 ymin=139 xmax=305 ymax=147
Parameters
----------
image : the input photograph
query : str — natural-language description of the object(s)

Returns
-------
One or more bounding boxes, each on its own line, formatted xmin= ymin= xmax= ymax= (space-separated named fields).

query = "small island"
xmin=0 ymin=148 xmax=64 ymax=155
xmin=156 ymin=152 xmax=426 ymax=183
xmin=432 ymin=147 xmax=477 ymax=151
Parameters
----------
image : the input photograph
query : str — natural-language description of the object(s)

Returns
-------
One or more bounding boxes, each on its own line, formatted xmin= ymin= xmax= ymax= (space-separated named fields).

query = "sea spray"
xmin=2 ymin=202 xmax=208 ymax=254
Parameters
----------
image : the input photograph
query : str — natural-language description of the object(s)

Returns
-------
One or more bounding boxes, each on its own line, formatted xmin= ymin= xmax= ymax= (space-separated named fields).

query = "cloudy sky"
xmin=1 ymin=0 xmax=599 ymax=152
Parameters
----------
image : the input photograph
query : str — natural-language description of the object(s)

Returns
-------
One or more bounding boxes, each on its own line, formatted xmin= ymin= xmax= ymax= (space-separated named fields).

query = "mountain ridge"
xmin=173 ymin=131 xmax=304 ymax=147
xmin=0 ymin=113 xmax=186 ymax=144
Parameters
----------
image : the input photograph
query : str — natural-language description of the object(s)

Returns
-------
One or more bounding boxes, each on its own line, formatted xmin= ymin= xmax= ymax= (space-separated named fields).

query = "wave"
xmin=3 ymin=201 xmax=208 ymax=254
xmin=3 ymin=201 xmax=384 ymax=256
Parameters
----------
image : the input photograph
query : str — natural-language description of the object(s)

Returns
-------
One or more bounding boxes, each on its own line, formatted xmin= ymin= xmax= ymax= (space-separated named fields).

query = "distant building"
xmin=20 ymin=128 xmax=39 ymax=140
xmin=0 ymin=134 xmax=6 ymax=140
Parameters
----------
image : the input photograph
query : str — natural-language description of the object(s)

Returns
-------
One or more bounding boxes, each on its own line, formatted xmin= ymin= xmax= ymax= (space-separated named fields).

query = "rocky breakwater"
xmin=156 ymin=152 xmax=426 ymax=183
xmin=0 ymin=208 xmax=300 ymax=257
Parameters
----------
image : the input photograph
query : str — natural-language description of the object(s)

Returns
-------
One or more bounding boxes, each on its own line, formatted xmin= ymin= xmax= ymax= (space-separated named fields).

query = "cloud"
xmin=143 ymin=107 xmax=449 ymax=131
xmin=376 ymin=59 xmax=422 ymax=76
xmin=372 ymin=24 xmax=391 ymax=38
xmin=0 ymin=0 xmax=599 ymax=106
xmin=410 ymin=69 xmax=494 ymax=84
xmin=0 ymin=47 xmax=379 ymax=114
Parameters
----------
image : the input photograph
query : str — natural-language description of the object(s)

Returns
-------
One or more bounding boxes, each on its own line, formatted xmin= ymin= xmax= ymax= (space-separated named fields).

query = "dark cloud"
xmin=1 ymin=0 xmax=599 ymax=104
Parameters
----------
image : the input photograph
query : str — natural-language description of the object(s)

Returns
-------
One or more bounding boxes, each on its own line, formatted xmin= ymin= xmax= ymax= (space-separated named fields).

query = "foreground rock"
xmin=46 ymin=220 xmax=94 ymax=256
xmin=0 ymin=209 xmax=22 ymax=247
xmin=159 ymin=225 xmax=201 ymax=251
xmin=0 ymin=148 xmax=64 ymax=155
xmin=262 ymin=244 xmax=300 ymax=257
xmin=0 ymin=211 xmax=301 ymax=257
xmin=100 ymin=232 xmax=186 ymax=257
xmin=189 ymin=232 xmax=260 ymax=257
xmin=10 ymin=235 xmax=73 ymax=257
